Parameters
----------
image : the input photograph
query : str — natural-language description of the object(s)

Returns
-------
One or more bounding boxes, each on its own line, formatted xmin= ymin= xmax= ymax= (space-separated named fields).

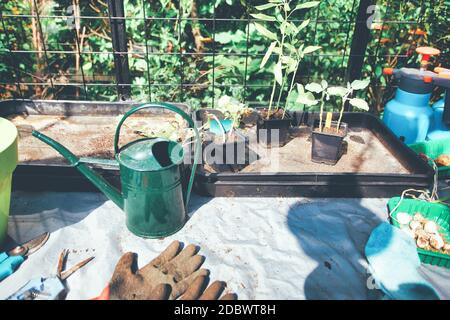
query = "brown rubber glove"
xmin=108 ymin=241 xmax=209 ymax=300
xmin=180 ymin=275 xmax=238 ymax=300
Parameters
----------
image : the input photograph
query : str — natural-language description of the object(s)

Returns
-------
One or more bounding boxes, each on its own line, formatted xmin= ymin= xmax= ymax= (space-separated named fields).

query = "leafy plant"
xmin=206 ymin=95 xmax=251 ymax=142
xmin=252 ymin=0 xmax=321 ymax=119
xmin=216 ymin=95 xmax=248 ymax=130
xmin=297 ymin=78 xmax=370 ymax=132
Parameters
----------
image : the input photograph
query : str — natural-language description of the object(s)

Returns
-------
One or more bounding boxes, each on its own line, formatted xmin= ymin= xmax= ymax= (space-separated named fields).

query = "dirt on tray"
xmin=206 ymin=125 xmax=410 ymax=174
xmin=9 ymin=113 xmax=183 ymax=165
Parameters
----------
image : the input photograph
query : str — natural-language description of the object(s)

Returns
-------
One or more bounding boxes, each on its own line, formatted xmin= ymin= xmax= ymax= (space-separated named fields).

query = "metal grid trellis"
xmin=0 ymin=0 xmax=448 ymax=112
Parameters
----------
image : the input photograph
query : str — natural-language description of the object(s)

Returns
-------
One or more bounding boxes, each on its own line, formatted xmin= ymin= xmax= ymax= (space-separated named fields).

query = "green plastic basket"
xmin=387 ymin=197 xmax=450 ymax=269
xmin=408 ymin=139 xmax=450 ymax=178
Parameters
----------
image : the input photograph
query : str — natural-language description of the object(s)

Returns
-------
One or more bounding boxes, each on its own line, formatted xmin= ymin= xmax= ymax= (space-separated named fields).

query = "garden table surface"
xmin=1 ymin=191 xmax=449 ymax=300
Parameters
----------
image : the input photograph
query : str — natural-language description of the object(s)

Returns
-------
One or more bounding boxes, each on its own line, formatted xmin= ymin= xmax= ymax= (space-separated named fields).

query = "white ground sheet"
xmin=1 ymin=192 xmax=449 ymax=300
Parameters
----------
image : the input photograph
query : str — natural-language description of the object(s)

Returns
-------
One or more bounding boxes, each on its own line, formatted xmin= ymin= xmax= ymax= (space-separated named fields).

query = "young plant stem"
xmin=267 ymin=6 xmax=287 ymax=120
xmin=282 ymin=60 xmax=300 ymax=119
xmin=267 ymin=78 xmax=278 ymax=120
xmin=275 ymin=78 xmax=285 ymax=113
xmin=336 ymin=91 xmax=351 ymax=132
xmin=318 ymin=91 xmax=325 ymax=132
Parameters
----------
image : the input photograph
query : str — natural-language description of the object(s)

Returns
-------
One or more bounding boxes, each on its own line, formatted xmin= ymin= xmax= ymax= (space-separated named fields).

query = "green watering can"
xmin=32 ymin=103 xmax=201 ymax=238
xmin=0 ymin=118 xmax=18 ymax=244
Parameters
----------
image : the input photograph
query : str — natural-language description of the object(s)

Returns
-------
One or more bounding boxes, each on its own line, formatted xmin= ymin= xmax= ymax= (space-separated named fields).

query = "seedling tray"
xmin=388 ymin=197 xmax=450 ymax=268
xmin=0 ymin=100 xmax=189 ymax=191
xmin=194 ymin=112 xmax=434 ymax=198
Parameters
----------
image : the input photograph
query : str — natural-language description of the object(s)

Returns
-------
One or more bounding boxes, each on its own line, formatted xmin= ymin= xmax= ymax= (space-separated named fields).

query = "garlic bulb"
xmin=423 ymin=221 xmax=439 ymax=234
xmin=416 ymin=237 xmax=428 ymax=249
xmin=413 ymin=213 xmax=426 ymax=222
xmin=415 ymin=229 xmax=430 ymax=240
xmin=409 ymin=220 xmax=422 ymax=232
xmin=429 ymin=234 xmax=445 ymax=250
xmin=396 ymin=212 xmax=412 ymax=225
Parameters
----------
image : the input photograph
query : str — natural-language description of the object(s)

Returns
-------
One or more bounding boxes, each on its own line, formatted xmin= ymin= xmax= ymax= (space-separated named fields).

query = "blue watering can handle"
xmin=114 ymin=102 xmax=201 ymax=210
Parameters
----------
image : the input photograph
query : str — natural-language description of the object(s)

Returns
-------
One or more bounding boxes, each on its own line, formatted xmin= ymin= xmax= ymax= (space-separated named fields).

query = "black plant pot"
xmin=311 ymin=120 xmax=348 ymax=165
xmin=203 ymin=132 xmax=250 ymax=166
xmin=256 ymin=111 xmax=291 ymax=146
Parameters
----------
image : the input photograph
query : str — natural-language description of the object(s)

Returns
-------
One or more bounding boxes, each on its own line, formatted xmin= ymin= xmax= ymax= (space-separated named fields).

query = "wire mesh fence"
xmin=0 ymin=0 xmax=448 ymax=113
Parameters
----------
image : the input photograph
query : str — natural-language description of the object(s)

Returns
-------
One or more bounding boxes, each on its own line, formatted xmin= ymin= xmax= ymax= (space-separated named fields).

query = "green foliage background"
xmin=0 ymin=0 xmax=448 ymax=113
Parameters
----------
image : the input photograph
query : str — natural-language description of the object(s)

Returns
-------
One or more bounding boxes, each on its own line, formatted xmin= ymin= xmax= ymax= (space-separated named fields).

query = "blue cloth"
xmin=365 ymin=222 xmax=440 ymax=300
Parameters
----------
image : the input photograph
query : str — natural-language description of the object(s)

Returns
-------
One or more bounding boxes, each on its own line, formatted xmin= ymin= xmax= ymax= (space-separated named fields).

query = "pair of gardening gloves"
xmin=94 ymin=241 xmax=236 ymax=300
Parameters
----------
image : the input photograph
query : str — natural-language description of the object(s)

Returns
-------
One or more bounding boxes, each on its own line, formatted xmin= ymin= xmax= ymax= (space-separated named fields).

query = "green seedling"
xmin=207 ymin=95 xmax=251 ymax=142
xmin=216 ymin=95 xmax=248 ymax=132
xmin=296 ymin=78 xmax=370 ymax=132
xmin=253 ymin=0 xmax=321 ymax=120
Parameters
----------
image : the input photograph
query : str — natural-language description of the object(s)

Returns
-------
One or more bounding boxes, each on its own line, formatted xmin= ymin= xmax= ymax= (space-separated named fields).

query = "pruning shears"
xmin=7 ymin=249 xmax=94 ymax=300
xmin=0 ymin=232 xmax=50 ymax=282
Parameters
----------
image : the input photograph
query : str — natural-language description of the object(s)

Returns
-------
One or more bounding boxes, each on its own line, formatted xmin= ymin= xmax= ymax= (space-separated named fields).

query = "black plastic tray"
xmin=0 ymin=99 xmax=189 ymax=192
xmin=194 ymin=111 xmax=434 ymax=198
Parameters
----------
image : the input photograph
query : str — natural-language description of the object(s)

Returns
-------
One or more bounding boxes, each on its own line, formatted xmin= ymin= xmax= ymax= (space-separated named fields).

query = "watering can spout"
xmin=32 ymin=130 xmax=124 ymax=209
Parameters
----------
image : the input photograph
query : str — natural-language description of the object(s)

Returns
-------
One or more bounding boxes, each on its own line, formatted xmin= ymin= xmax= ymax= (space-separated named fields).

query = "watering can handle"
xmin=114 ymin=102 xmax=201 ymax=210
